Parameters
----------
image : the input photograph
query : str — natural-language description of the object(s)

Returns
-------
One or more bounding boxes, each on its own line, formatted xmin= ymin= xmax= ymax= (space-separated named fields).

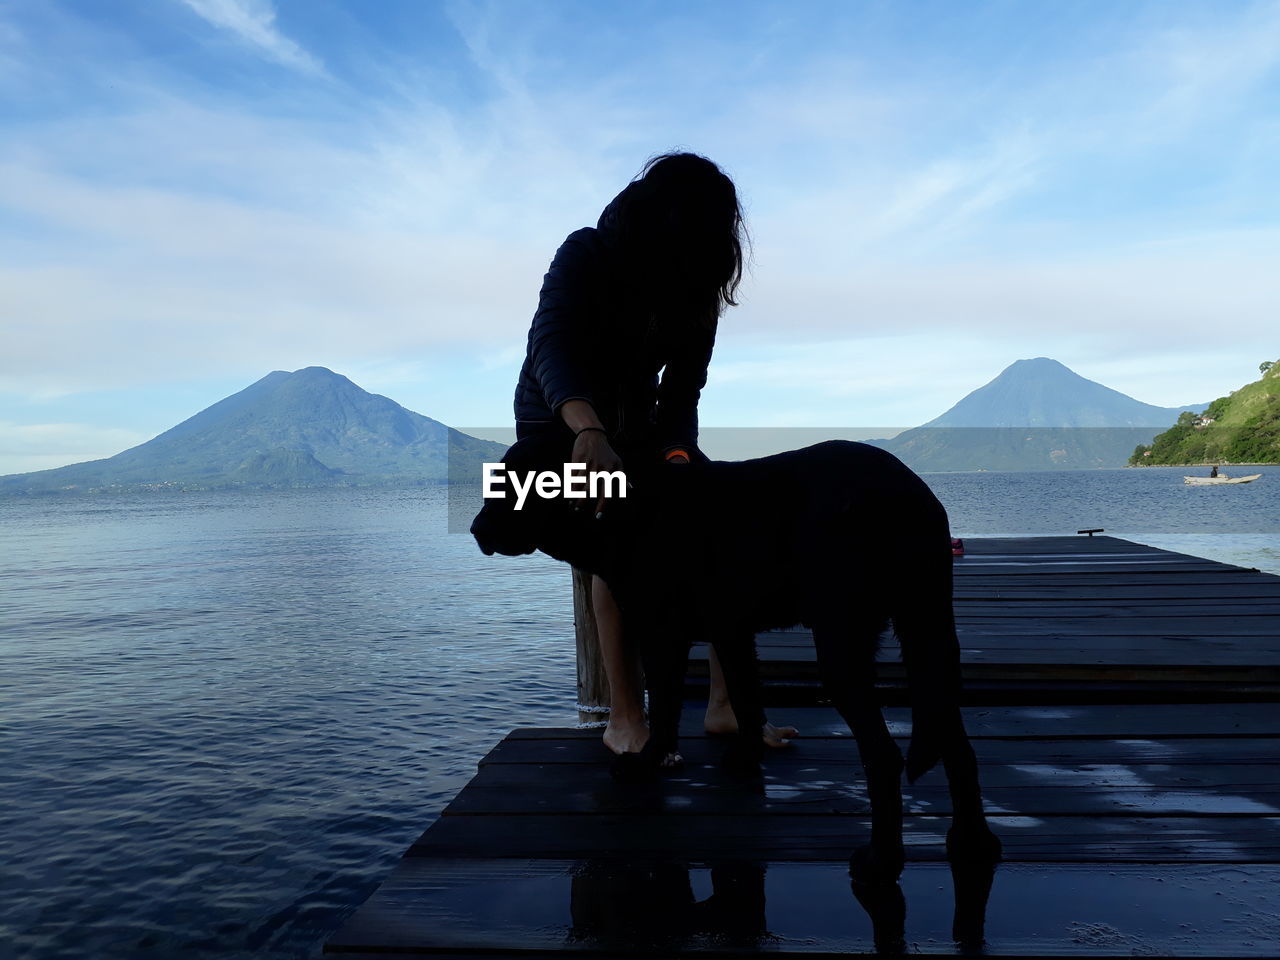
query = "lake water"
xmin=2 ymin=466 xmax=1278 ymax=959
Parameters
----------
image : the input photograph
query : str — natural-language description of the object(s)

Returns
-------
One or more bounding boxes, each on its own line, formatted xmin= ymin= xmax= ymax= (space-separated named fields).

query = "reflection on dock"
xmin=327 ymin=536 xmax=1280 ymax=957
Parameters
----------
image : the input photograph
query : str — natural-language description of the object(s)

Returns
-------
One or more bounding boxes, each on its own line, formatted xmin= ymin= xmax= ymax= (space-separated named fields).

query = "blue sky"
xmin=2 ymin=0 xmax=1278 ymax=473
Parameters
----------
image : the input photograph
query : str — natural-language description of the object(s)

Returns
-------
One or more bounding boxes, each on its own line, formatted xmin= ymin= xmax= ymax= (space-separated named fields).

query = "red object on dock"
xmin=951 ymin=537 xmax=965 ymax=556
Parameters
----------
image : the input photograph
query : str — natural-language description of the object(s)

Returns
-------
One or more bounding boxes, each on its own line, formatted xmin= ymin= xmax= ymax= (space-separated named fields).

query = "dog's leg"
xmin=707 ymin=631 xmax=766 ymax=779
xmin=644 ymin=628 xmax=690 ymax=767
xmin=848 ymin=870 xmax=907 ymax=955
xmin=611 ymin=620 xmax=689 ymax=783
xmin=940 ymin=711 xmax=1001 ymax=946
xmin=894 ymin=570 xmax=1001 ymax=944
xmin=895 ymin=603 xmax=1002 ymax=865
xmin=938 ymin=715 xmax=998 ymax=843
xmin=812 ymin=621 xmax=905 ymax=883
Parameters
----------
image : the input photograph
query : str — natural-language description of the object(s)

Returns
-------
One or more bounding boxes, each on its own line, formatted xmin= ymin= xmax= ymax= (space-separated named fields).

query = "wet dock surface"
xmin=327 ymin=536 xmax=1280 ymax=956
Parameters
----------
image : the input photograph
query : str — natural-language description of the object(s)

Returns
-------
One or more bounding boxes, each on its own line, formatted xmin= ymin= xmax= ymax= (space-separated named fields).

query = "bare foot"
xmin=603 ymin=713 xmax=649 ymax=755
xmin=704 ymin=700 xmax=798 ymax=748
xmin=763 ymin=721 xmax=799 ymax=748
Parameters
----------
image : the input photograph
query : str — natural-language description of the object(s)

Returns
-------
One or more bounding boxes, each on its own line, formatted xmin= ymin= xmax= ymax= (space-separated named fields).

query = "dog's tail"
xmin=892 ymin=533 xmax=965 ymax=784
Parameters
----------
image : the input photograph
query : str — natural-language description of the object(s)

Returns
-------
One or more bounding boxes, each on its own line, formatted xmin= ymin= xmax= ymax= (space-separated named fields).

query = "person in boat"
xmin=511 ymin=152 xmax=797 ymax=756
xmin=1210 ymin=465 xmax=1219 ymax=478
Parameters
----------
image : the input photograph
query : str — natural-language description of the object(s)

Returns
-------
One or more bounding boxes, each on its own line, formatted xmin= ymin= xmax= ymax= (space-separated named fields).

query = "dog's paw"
xmin=946 ymin=822 xmax=1002 ymax=864
xmin=847 ymin=873 xmax=907 ymax=955
xmin=849 ymin=843 xmax=905 ymax=885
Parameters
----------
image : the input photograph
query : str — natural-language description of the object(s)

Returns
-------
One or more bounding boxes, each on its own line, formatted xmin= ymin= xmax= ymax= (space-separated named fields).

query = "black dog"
xmin=472 ymin=438 xmax=1001 ymax=882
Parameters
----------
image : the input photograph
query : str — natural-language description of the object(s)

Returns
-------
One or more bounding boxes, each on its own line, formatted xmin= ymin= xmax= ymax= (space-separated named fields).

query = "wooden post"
xmin=573 ymin=566 xmax=610 ymax=725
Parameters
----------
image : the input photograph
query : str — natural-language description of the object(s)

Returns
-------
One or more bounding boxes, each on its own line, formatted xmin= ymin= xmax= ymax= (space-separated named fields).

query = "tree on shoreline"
xmin=1130 ymin=360 xmax=1279 ymax=466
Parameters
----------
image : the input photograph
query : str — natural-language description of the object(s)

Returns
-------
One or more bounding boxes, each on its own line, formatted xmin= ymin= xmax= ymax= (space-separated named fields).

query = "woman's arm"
xmin=528 ymin=232 xmax=628 ymax=513
xmin=558 ymin=398 xmax=605 ymax=435
xmin=655 ymin=326 xmax=714 ymax=461
xmin=527 ymin=231 xmax=600 ymax=418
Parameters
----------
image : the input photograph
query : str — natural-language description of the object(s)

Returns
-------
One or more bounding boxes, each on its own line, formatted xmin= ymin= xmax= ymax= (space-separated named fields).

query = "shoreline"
xmin=1126 ymin=462 xmax=1276 ymax=468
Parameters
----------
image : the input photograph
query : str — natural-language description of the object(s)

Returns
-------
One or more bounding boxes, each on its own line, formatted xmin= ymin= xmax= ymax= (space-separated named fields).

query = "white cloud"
xmin=734 ymin=229 xmax=1280 ymax=351
xmin=180 ymin=0 xmax=324 ymax=74
xmin=0 ymin=156 xmax=552 ymax=395
xmin=2 ymin=145 xmax=1276 ymax=409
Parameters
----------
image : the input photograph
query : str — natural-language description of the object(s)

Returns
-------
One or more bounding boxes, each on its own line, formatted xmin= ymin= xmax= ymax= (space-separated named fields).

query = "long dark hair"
xmin=597 ymin=152 xmax=748 ymax=327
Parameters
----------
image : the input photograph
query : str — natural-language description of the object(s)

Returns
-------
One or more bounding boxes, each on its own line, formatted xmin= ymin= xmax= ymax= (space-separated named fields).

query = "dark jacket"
xmin=513 ymin=223 xmax=714 ymax=459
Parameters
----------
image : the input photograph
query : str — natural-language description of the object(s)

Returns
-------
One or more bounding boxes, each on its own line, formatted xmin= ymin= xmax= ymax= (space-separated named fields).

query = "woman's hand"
xmin=560 ymin=400 xmax=627 ymax=516
xmin=572 ymin=428 xmax=625 ymax=516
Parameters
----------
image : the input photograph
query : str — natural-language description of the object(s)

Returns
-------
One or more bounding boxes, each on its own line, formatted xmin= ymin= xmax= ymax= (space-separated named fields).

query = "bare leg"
xmin=594 ymin=575 xmax=649 ymax=755
xmin=704 ymin=644 xmax=799 ymax=747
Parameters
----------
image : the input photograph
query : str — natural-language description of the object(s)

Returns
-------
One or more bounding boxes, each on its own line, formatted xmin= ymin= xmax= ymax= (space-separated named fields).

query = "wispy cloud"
xmin=1134 ymin=0 xmax=1280 ymax=138
xmin=2 ymin=0 xmax=1279 ymax=469
xmin=180 ymin=0 xmax=324 ymax=74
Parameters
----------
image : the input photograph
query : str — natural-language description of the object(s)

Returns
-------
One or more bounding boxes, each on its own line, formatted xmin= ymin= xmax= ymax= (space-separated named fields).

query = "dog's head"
xmin=469 ymin=433 xmax=636 ymax=579
xmin=470 ymin=435 xmax=715 ymax=606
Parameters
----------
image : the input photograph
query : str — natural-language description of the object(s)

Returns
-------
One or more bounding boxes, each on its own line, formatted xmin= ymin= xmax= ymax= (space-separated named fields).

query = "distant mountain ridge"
xmin=924 ymin=357 xmax=1200 ymax=428
xmin=880 ymin=358 xmax=1206 ymax=471
xmin=0 ymin=367 xmax=507 ymax=494
xmin=2 ymin=359 xmax=1223 ymax=491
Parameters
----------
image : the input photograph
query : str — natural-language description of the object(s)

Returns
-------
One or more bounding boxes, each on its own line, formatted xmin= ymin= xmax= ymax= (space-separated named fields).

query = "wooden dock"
xmin=697 ymin=536 xmax=1280 ymax=704
xmin=327 ymin=536 xmax=1280 ymax=957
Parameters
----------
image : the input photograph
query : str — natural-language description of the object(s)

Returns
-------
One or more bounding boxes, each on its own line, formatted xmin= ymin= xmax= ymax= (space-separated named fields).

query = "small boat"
xmin=1183 ymin=473 xmax=1263 ymax=485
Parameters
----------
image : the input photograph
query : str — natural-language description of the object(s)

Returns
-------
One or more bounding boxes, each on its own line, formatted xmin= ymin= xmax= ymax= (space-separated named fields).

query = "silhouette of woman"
xmin=513 ymin=152 xmax=796 ymax=755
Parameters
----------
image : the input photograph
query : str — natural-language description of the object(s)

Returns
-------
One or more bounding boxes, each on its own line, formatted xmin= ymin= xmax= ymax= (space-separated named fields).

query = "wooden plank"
xmin=959 ymin=540 xmax=1246 ymax=561
xmin=948 ymin=620 xmax=1280 ymax=634
xmin=746 ymin=649 xmax=1280 ymax=672
xmin=505 ymin=704 xmax=1280 ymax=739
xmin=478 ymin=736 xmax=1280 ymax=768
xmin=963 ymin=569 xmax=1280 ymax=578
xmin=967 ymin=550 xmax=1192 ymax=559
xmin=445 ymin=766 xmax=1280 ymax=818
xmin=752 ymin=647 xmax=1280 ymax=665
xmin=755 ymin=631 xmax=1280 ymax=648
xmin=751 ymin=635 xmax=1280 ymax=653
xmin=325 ymin=860 xmax=1280 ymax=958
xmin=408 ymin=812 xmax=1280 ymax=862
xmin=952 ymin=563 xmax=1235 ymax=576
xmin=953 ymin=579 xmax=1280 ymax=595
xmin=955 ymin=558 xmax=1225 ymax=568
xmin=955 ymin=561 xmax=1221 ymax=571
xmin=952 ymin=587 xmax=1280 ymax=599
xmin=744 ymin=635 xmax=1280 ymax=664
xmin=959 ymin=536 xmax=1183 ymax=555
xmin=949 ymin=601 xmax=1280 ymax=614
